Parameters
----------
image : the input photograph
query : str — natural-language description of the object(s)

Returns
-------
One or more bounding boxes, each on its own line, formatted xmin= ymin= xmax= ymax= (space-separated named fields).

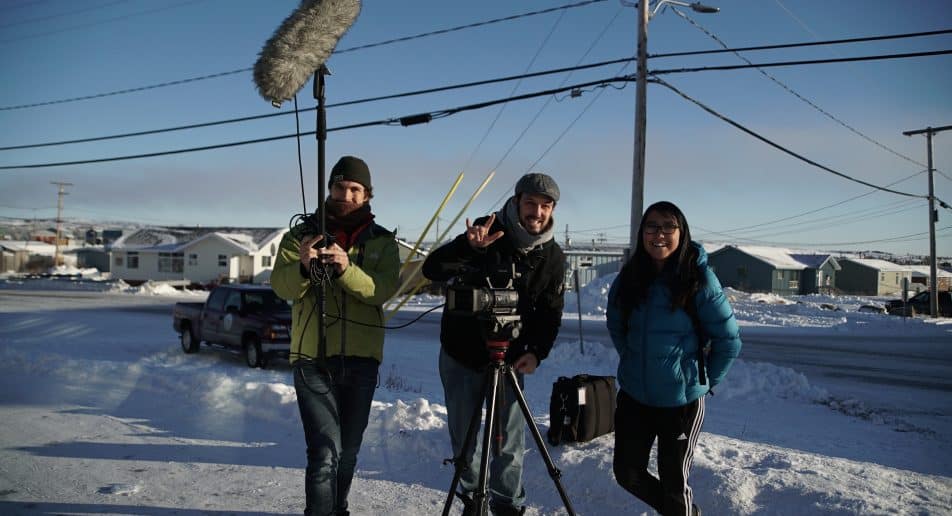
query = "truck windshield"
xmin=243 ymin=291 xmax=291 ymax=313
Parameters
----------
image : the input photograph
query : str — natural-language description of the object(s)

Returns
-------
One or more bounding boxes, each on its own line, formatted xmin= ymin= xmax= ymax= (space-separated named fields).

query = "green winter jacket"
xmin=271 ymin=222 xmax=400 ymax=364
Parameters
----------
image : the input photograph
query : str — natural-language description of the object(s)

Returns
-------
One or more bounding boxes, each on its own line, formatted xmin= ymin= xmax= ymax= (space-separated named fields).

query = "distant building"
xmin=836 ymin=258 xmax=911 ymax=296
xmin=0 ymin=241 xmax=57 ymax=273
xmin=108 ymin=227 xmax=287 ymax=285
xmin=789 ymin=253 xmax=842 ymax=294
xmin=72 ymin=247 xmax=111 ymax=272
xmin=708 ymin=245 xmax=806 ymax=295
xmin=563 ymin=248 xmax=626 ymax=289
xmin=905 ymin=265 xmax=952 ymax=292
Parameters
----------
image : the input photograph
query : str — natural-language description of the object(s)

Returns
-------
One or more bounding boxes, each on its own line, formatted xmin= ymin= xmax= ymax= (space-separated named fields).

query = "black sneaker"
xmin=490 ymin=503 xmax=525 ymax=516
xmin=459 ymin=492 xmax=478 ymax=516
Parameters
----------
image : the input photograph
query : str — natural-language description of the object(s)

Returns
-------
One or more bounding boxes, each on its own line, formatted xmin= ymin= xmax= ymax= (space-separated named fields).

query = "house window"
xmin=776 ymin=271 xmax=783 ymax=280
xmin=218 ymin=254 xmax=228 ymax=267
xmin=261 ymin=255 xmax=272 ymax=267
xmin=881 ymin=272 xmax=885 ymax=281
xmin=188 ymin=253 xmax=198 ymax=266
xmin=159 ymin=252 xmax=184 ymax=273
xmin=789 ymin=280 xmax=799 ymax=290
xmin=114 ymin=256 xmax=123 ymax=267
xmin=127 ymin=252 xmax=139 ymax=269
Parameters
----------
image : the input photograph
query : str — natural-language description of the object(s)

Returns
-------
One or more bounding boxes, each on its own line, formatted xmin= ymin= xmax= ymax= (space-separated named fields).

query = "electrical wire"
xmin=708 ymin=171 xmax=927 ymax=235
xmin=0 ymin=0 xmax=209 ymax=45
xmin=0 ymin=0 xmax=609 ymax=111
xmin=693 ymin=224 xmax=952 ymax=248
xmin=671 ymin=7 xmax=932 ymax=170
xmin=480 ymin=6 xmax=626 ymax=207
xmin=650 ymin=77 xmax=927 ymax=199
xmin=457 ymin=7 xmax=569 ymax=177
xmin=650 ymin=49 xmax=952 ymax=75
xmin=0 ymin=56 xmax=635 ymax=149
xmin=0 ymin=0 xmax=132 ymax=29
xmin=649 ymin=29 xmax=952 ymax=59
xmin=0 ymin=75 xmax=634 ymax=170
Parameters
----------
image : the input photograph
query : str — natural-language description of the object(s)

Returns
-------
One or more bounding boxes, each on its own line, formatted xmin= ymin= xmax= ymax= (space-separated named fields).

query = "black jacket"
xmin=422 ymin=215 xmax=565 ymax=371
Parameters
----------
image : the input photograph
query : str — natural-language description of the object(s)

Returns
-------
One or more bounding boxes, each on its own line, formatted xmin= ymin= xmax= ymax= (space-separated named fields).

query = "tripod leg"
xmin=505 ymin=367 xmax=577 ymax=516
xmin=441 ymin=365 xmax=498 ymax=516
xmin=472 ymin=365 xmax=502 ymax=515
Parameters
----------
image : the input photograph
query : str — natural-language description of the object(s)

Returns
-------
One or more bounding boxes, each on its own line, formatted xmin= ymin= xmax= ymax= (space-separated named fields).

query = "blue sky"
xmin=1 ymin=0 xmax=950 ymax=256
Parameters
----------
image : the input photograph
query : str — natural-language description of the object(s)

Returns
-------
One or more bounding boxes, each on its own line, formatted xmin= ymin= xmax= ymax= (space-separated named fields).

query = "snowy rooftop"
xmin=721 ymin=245 xmax=808 ymax=270
xmin=110 ymin=227 xmax=283 ymax=252
xmin=905 ymin=265 xmax=952 ymax=278
xmin=842 ymin=257 xmax=908 ymax=272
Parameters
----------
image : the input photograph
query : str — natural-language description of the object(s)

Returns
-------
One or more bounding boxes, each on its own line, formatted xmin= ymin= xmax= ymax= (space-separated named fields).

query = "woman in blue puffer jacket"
xmin=607 ymin=201 xmax=742 ymax=516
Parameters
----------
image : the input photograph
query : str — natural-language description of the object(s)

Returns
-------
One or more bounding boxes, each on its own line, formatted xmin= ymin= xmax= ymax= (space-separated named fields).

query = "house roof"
xmin=789 ymin=253 xmax=841 ymax=270
xmin=715 ymin=245 xmax=807 ymax=270
xmin=110 ymin=227 xmax=284 ymax=253
xmin=905 ymin=265 xmax=952 ymax=278
xmin=842 ymin=258 xmax=909 ymax=272
xmin=0 ymin=241 xmax=57 ymax=253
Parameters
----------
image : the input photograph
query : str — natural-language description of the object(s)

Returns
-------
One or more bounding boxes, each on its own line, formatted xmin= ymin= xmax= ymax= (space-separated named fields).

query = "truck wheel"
xmin=244 ymin=336 xmax=264 ymax=368
xmin=180 ymin=325 xmax=200 ymax=354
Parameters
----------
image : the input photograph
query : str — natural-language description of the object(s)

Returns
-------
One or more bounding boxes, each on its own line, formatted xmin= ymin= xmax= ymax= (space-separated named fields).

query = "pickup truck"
xmin=173 ymin=284 xmax=292 ymax=368
xmin=885 ymin=290 xmax=952 ymax=317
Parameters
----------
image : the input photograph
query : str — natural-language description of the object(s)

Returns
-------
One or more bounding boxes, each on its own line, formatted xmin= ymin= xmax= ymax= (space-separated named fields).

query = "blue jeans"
xmin=439 ymin=348 xmax=527 ymax=509
xmin=293 ymin=356 xmax=379 ymax=516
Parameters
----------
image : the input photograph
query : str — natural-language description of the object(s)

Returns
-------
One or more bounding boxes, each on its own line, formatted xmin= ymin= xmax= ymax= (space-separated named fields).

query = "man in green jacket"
xmin=271 ymin=155 xmax=400 ymax=516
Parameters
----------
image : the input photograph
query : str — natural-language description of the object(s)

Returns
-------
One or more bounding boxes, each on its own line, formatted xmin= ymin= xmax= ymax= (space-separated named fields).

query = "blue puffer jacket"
xmin=606 ymin=243 xmax=742 ymax=407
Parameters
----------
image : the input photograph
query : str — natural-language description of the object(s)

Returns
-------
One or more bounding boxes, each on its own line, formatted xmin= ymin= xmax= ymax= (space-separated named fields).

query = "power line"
xmin=712 ymin=170 xmax=927 ymax=234
xmin=651 ymin=49 xmax=952 ymax=76
xmin=0 ymin=57 xmax=636 ymax=151
xmin=457 ymin=7 xmax=569 ymax=177
xmin=651 ymin=77 xmax=928 ymax=199
xmin=477 ymin=5 xmax=626 ymax=210
xmin=694 ymin=224 xmax=952 ymax=248
xmin=0 ymin=0 xmax=133 ymax=29
xmin=671 ymin=7 xmax=932 ymax=170
xmin=0 ymin=0 xmax=609 ymax=111
xmin=0 ymin=75 xmax=633 ymax=170
xmin=649 ymin=28 xmax=952 ymax=59
xmin=0 ymin=0 xmax=209 ymax=45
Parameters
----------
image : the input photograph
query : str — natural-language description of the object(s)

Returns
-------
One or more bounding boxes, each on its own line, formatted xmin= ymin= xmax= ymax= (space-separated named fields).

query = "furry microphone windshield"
xmin=253 ymin=0 xmax=362 ymax=106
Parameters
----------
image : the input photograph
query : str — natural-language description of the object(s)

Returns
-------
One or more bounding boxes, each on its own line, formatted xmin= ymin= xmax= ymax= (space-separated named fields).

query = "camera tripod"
xmin=441 ymin=337 xmax=575 ymax=516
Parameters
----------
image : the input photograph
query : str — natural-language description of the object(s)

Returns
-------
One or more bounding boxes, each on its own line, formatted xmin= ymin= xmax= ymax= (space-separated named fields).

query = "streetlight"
xmin=628 ymin=1 xmax=719 ymax=255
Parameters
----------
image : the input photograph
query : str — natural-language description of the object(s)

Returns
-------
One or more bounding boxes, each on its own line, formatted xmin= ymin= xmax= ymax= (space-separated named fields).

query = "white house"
xmin=109 ymin=227 xmax=287 ymax=285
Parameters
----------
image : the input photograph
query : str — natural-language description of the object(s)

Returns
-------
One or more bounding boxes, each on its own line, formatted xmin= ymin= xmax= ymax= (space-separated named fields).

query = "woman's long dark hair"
xmin=614 ymin=201 xmax=702 ymax=316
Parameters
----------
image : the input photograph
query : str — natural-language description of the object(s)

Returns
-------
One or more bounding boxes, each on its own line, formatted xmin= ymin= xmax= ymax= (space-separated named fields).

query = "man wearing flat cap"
xmin=272 ymin=155 xmax=400 ymax=516
xmin=422 ymin=172 xmax=566 ymax=516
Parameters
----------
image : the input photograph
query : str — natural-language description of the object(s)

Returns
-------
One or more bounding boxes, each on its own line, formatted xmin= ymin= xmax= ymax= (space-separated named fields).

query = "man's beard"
xmin=328 ymin=198 xmax=364 ymax=218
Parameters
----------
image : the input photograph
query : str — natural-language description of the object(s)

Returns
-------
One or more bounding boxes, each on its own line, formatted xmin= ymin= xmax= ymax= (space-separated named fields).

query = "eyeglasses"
xmin=644 ymin=222 xmax=680 ymax=235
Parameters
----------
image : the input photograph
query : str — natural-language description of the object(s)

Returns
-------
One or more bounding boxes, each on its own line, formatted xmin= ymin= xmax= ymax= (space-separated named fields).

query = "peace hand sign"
xmin=465 ymin=213 xmax=505 ymax=249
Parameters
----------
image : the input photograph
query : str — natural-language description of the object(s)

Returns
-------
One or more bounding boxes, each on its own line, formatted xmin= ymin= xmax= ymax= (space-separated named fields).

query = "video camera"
xmin=446 ymin=263 xmax=522 ymax=342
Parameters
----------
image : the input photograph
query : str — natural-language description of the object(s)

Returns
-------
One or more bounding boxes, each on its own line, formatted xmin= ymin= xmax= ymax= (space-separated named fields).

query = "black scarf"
xmin=324 ymin=199 xmax=373 ymax=233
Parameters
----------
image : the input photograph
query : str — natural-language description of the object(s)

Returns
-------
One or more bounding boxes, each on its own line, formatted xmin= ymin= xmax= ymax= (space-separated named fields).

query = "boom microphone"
xmin=253 ymin=0 xmax=362 ymax=106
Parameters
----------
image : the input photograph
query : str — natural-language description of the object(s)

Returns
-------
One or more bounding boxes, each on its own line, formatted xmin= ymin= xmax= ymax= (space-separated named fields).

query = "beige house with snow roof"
xmin=836 ymin=258 xmax=911 ymax=296
xmin=109 ymin=227 xmax=287 ymax=286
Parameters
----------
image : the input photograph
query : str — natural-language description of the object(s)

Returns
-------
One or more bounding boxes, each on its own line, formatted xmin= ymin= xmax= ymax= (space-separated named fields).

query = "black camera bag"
xmin=546 ymin=374 xmax=616 ymax=445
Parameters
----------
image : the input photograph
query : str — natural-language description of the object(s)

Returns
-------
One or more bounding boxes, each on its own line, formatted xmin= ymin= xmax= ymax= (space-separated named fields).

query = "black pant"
xmin=613 ymin=390 xmax=705 ymax=516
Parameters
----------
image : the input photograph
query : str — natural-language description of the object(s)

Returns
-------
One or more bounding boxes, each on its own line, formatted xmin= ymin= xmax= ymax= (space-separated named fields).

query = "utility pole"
xmin=902 ymin=124 xmax=951 ymax=318
xmin=50 ymin=181 xmax=73 ymax=268
xmin=628 ymin=0 xmax=650 ymax=255
xmin=627 ymin=1 xmax=719 ymax=255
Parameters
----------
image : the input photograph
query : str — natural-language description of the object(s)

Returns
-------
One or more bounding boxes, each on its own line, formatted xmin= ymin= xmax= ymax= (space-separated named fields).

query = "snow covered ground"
xmin=0 ymin=272 xmax=950 ymax=515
